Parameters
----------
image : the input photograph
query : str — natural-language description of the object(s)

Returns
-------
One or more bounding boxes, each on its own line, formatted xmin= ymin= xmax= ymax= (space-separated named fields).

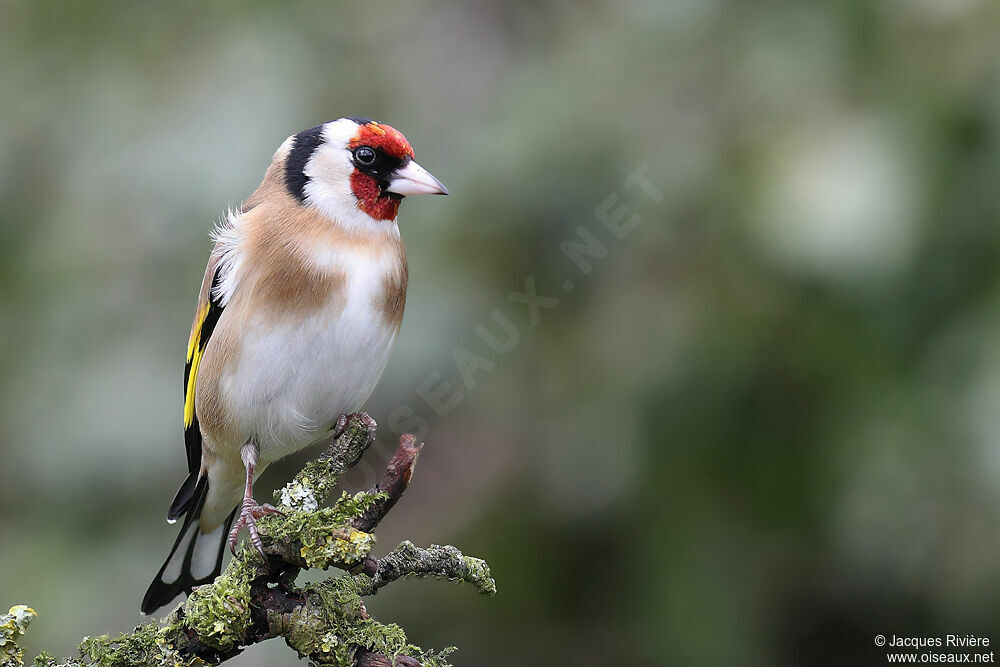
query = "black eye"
xmin=354 ymin=146 xmax=376 ymax=166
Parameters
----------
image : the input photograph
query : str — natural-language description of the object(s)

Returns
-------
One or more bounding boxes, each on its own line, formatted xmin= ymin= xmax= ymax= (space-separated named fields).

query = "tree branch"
xmin=7 ymin=417 xmax=495 ymax=667
xmin=363 ymin=542 xmax=498 ymax=597
xmin=352 ymin=433 xmax=422 ymax=533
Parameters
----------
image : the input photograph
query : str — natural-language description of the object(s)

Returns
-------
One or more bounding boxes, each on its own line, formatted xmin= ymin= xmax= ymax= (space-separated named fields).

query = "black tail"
xmin=141 ymin=476 xmax=237 ymax=615
xmin=167 ymin=470 xmax=201 ymax=521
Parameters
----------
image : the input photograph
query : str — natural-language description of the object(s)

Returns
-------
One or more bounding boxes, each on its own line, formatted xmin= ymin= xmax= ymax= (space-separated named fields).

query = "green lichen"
xmin=180 ymin=555 xmax=256 ymax=651
xmin=302 ymin=526 xmax=376 ymax=569
xmin=416 ymin=646 xmax=458 ymax=667
xmin=290 ymin=577 xmax=417 ymax=667
xmin=33 ymin=651 xmax=56 ymax=667
xmin=275 ymin=419 xmax=372 ymax=511
xmin=459 ymin=555 xmax=496 ymax=596
xmin=305 ymin=576 xmax=369 ymax=624
xmin=33 ymin=651 xmax=81 ymax=667
xmin=369 ymin=542 xmax=497 ymax=597
xmin=331 ymin=490 xmax=385 ymax=522
xmin=263 ymin=492 xmax=382 ymax=569
xmin=77 ymin=621 xmax=197 ymax=667
xmin=1 ymin=605 xmax=36 ymax=667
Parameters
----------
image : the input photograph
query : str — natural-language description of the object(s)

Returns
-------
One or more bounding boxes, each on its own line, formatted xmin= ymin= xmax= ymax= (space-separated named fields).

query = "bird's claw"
xmin=332 ymin=411 xmax=378 ymax=450
xmin=228 ymin=498 xmax=283 ymax=557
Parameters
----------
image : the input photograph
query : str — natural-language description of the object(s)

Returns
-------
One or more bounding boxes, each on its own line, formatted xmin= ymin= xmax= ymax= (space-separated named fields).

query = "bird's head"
xmin=281 ymin=117 xmax=448 ymax=229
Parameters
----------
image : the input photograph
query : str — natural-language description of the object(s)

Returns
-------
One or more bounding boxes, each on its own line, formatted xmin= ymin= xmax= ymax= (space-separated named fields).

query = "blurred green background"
xmin=2 ymin=1 xmax=1000 ymax=665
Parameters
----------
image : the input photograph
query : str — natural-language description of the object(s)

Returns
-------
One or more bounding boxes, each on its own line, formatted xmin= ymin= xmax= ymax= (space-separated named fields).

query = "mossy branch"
xmin=6 ymin=417 xmax=495 ymax=667
xmin=362 ymin=542 xmax=497 ymax=597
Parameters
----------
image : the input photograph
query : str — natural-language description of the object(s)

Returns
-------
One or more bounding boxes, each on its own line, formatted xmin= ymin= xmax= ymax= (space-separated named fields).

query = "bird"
xmin=141 ymin=117 xmax=448 ymax=615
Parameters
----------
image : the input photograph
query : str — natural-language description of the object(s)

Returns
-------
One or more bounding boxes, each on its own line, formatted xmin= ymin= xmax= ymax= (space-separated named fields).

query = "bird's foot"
xmin=332 ymin=411 xmax=378 ymax=449
xmin=228 ymin=497 xmax=283 ymax=557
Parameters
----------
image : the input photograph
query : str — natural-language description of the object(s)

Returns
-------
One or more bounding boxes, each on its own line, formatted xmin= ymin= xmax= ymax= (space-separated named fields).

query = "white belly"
xmin=218 ymin=273 xmax=398 ymax=465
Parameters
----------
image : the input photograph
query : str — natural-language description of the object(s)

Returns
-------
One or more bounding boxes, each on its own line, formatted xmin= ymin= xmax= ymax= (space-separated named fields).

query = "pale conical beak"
xmin=385 ymin=160 xmax=450 ymax=196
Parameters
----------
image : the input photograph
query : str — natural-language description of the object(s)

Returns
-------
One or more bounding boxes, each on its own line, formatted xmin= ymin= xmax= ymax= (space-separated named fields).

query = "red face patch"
xmin=348 ymin=122 xmax=414 ymax=221
xmin=348 ymin=121 xmax=414 ymax=160
xmin=349 ymin=171 xmax=401 ymax=221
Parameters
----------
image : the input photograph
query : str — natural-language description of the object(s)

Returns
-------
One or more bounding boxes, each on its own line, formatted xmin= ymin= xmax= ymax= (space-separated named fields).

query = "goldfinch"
xmin=141 ymin=117 xmax=448 ymax=615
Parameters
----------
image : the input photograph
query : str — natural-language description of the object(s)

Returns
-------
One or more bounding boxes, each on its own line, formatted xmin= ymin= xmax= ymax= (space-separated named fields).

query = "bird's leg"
xmin=228 ymin=441 xmax=283 ymax=557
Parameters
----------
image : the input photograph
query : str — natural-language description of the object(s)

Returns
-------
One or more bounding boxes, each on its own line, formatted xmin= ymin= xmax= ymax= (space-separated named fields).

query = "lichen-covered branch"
xmin=277 ymin=417 xmax=376 ymax=513
xmin=362 ymin=542 xmax=497 ymax=597
xmin=1 ymin=605 xmax=35 ymax=667
xmin=7 ymin=417 xmax=495 ymax=667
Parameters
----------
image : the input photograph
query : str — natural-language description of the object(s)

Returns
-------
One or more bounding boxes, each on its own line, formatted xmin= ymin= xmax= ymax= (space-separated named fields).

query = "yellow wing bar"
xmin=184 ymin=302 xmax=212 ymax=428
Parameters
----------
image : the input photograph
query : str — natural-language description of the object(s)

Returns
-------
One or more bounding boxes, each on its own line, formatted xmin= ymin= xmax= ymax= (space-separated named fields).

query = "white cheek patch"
xmin=300 ymin=119 xmax=401 ymax=235
xmin=302 ymin=145 xmax=359 ymax=224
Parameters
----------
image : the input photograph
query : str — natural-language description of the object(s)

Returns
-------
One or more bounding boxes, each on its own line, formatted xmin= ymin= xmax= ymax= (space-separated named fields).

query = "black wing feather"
xmin=142 ymin=265 xmax=230 ymax=614
xmin=168 ymin=266 xmax=225 ymax=521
